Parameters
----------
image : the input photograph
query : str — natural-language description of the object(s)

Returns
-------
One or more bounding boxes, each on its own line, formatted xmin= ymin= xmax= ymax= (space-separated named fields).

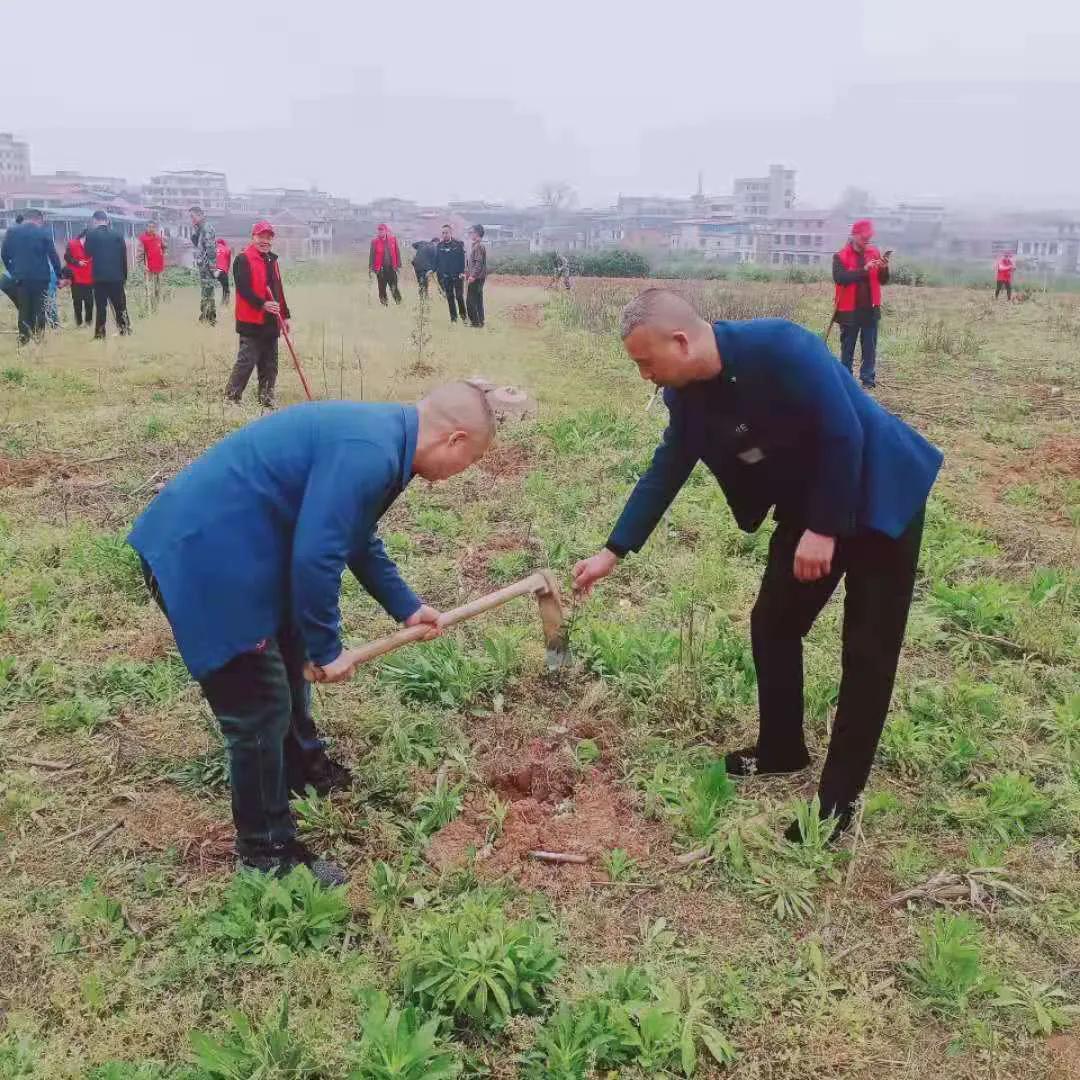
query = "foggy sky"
xmin=10 ymin=0 xmax=1078 ymax=211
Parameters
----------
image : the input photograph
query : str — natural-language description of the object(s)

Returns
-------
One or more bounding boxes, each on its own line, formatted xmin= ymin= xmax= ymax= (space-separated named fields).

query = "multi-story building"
xmin=671 ymin=220 xmax=761 ymax=262
xmin=733 ymin=164 xmax=795 ymax=218
xmin=0 ymin=133 xmax=30 ymax=184
xmin=144 ymin=170 xmax=228 ymax=213
xmin=761 ymin=209 xmax=843 ymax=267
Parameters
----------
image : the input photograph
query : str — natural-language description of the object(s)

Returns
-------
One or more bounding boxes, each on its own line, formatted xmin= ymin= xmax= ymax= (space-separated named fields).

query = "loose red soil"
xmin=0 ymin=452 xmax=79 ymax=489
xmin=426 ymin=733 xmax=667 ymax=894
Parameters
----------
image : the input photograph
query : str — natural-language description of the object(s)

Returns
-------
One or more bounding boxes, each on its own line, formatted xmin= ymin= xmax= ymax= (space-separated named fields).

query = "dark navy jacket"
xmin=129 ymin=402 xmax=422 ymax=680
xmin=607 ymin=319 xmax=943 ymax=555
xmin=1 ymin=221 xmax=63 ymax=285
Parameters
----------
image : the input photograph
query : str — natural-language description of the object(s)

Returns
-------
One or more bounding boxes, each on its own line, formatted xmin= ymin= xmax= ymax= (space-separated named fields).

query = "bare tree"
xmin=536 ymin=181 xmax=576 ymax=213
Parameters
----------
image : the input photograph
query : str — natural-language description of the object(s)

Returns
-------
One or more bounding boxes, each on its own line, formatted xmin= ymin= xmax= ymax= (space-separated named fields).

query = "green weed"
xmin=903 ymin=912 xmax=991 ymax=1015
xmin=380 ymin=635 xmax=519 ymax=710
xmin=190 ymin=996 xmax=317 ymax=1078
xmin=200 ymin=866 xmax=349 ymax=964
xmin=602 ymin=848 xmax=639 ymax=882
xmin=946 ymin=774 xmax=1051 ymax=841
xmin=351 ymin=990 xmax=461 ymax=1079
xmin=991 ymin=978 xmax=1078 ymax=1035
xmin=399 ymin=896 xmax=561 ymax=1031
xmin=42 ymin=693 xmax=109 ymax=733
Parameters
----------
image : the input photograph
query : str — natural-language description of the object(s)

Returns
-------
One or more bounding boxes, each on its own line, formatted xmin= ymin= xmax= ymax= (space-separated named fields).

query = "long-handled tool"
xmin=267 ymin=287 xmax=314 ymax=400
xmin=309 ymin=570 xmax=569 ymax=681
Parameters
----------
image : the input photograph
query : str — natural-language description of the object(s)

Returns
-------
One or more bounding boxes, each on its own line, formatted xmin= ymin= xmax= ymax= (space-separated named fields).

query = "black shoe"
xmin=784 ymin=802 xmax=855 ymax=845
xmin=238 ymin=839 xmax=348 ymax=887
xmin=723 ymin=745 xmax=811 ymax=778
xmin=861 ymin=382 xmax=876 ymax=391
xmin=289 ymin=753 xmax=354 ymax=798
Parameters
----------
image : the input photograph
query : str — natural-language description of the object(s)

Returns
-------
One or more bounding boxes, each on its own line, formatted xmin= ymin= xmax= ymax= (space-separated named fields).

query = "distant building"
xmin=0 ymin=133 xmax=30 ymax=184
xmin=762 ymin=209 xmax=842 ymax=267
xmin=145 ymin=170 xmax=228 ymax=213
xmin=615 ymin=195 xmax=694 ymax=218
xmin=733 ymin=164 xmax=795 ymax=218
xmin=671 ymin=220 xmax=761 ymax=262
xmin=32 ymin=170 xmax=128 ymax=193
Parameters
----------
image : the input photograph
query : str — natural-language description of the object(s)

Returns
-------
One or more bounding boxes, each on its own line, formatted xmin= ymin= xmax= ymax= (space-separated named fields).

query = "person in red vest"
xmin=832 ymin=219 xmax=890 ymax=390
xmin=995 ymin=252 xmax=1016 ymax=300
xmin=64 ymin=229 xmax=95 ymax=328
xmin=137 ymin=222 xmax=167 ymax=311
xmin=226 ymin=221 xmax=290 ymax=408
xmin=215 ymin=237 xmax=233 ymax=303
xmin=368 ymin=223 xmax=402 ymax=306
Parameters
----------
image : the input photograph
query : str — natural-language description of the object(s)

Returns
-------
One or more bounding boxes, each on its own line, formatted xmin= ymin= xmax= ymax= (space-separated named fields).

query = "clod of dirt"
xmin=508 ymin=302 xmax=543 ymax=327
xmin=489 ymin=738 xmax=578 ymax=803
xmin=124 ymin=788 xmax=233 ymax=873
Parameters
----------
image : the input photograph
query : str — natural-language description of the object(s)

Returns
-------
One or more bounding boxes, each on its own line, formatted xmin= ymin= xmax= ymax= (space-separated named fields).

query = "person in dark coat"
xmin=83 ymin=210 xmax=130 ymax=338
xmin=434 ymin=224 xmax=467 ymax=323
xmin=411 ymin=239 xmax=437 ymax=298
xmin=128 ymin=384 xmax=495 ymax=884
xmin=0 ymin=208 xmax=64 ymax=343
xmin=573 ymin=289 xmax=943 ymax=843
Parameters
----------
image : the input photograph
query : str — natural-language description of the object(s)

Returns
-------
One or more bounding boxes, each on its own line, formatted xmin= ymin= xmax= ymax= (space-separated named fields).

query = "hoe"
xmin=307 ymin=570 xmax=569 ymax=680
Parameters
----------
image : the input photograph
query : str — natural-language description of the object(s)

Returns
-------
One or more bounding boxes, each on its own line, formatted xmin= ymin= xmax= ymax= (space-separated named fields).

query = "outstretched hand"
xmin=572 ymin=549 xmax=619 ymax=598
xmin=407 ymin=604 xmax=443 ymax=638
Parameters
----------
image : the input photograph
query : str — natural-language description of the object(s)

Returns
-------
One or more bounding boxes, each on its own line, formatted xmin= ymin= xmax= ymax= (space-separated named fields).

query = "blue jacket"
xmin=129 ymin=402 xmax=422 ymax=680
xmin=1 ymin=221 xmax=63 ymax=285
xmin=607 ymin=319 xmax=943 ymax=555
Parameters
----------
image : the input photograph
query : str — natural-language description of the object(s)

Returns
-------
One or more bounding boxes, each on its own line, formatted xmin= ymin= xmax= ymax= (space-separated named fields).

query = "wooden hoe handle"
xmin=333 ymin=572 xmax=556 ymax=671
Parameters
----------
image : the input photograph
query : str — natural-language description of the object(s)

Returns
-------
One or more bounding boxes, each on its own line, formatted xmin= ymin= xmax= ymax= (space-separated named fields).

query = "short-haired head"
xmin=92 ymin=209 xmax=108 ymax=223
xmin=24 ymin=208 xmax=44 ymax=223
xmin=471 ymin=223 xmax=484 ymax=239
xmin=414 ymin=380 xmax=496 ymax=482
xmin=619 ymin=288 xmax=712 ymax=389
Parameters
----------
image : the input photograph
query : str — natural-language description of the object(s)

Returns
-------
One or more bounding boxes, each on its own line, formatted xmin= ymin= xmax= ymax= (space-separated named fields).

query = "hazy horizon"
xmin=9 ymin=0 xmax=1078 ymax=213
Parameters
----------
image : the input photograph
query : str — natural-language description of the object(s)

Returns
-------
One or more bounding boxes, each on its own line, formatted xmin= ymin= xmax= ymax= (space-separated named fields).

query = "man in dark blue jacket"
xmin=1 ymin=208 xmax=64 ymax=343
xmin=434 ymin=224 xmax=467 ymax=324
xmin=573 ymin=289 xmax=943 ymax=841
xmin=130 ymin=384 xmax=495 ymax=883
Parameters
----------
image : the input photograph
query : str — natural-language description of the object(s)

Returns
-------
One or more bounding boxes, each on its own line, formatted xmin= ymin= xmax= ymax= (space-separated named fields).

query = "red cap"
xmin=252 ymin=220 xmax=275 ymax=236
xmin=851 ymin=218 xmax=874 ymax=240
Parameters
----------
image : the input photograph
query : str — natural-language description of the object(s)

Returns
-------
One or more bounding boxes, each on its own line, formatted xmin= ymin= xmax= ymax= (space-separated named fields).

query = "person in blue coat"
xmin=573 ymin=289 xmax=943 ymax=842
xmin=0 ymin=208 xmax=64 ymax=343
xmin=129 ymin=383 xmax=495 ymax=883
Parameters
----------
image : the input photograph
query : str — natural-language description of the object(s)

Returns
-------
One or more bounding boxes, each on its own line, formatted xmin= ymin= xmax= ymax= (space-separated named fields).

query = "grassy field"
xmin=1 ymin=268 xmax=1077 ymax=1079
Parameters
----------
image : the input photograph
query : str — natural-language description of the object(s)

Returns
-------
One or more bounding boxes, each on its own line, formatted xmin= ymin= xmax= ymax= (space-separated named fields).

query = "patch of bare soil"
xmin=426 ymin=733 xmax=668 ymax=895
xmin=123 ymin=787 xmax=233 ymax=873
xmin=1048 ymin=1034 xmax=1080 ymax=1080
xmin=507 ymin=302 xmax=543 ymax=328
xmin=477 ymin=442 xmax=534 ymax=481
xmin=0 ymin=452 xmax=80 ymax=489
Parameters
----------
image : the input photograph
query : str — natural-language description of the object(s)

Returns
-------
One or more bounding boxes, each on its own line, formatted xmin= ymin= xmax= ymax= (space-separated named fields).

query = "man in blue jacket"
xmin=0 ymin=208 xmax=64 ymax=343
xmin=129 ymin=383 xmax=495 ymax=883
xmin=573 ymin=289 xmax=943 ymax=841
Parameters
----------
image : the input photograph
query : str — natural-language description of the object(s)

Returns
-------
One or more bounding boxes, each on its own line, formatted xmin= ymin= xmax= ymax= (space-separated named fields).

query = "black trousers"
xmin=217 ymin=270 xmax=231 ymax=302
xmin=995 ymin=280 xmax=1012 ymax=300
xmin=15 ymin=282 xmax=48 ymax=343
xmin=440 ymin=274 xmax=466 ymax=321
xmin=71 ymin=283 xmax=94 ymax=326
xmin=141 ymin=564 xmax=323 ymax=857
xmin=376 ymin=267 xmax=402 ymax=305
xmin=93 ymin=282 xmax=130 ymax=337
xmin=466 ymin=280 xmax=485 ymax=327
xmin=750 ymin=511 xmax=924 ymax=813
xmin=226 ymin=334 xmax=279 ymax=405
xmin=414 ymin=267 xmax=429 ymax=297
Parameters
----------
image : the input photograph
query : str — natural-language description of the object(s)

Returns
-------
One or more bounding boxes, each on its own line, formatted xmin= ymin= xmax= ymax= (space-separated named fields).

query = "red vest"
xmin=235 ymin=245 xmax=282 ymax=325
xmin=996 ymin=256 xmax=1014 ymax=282
xmin=372 ymin=234 xmax=400 ymax=272
xmin=215 ymin=242 xmax=232 ymax=273
xmin=139 ymin=233 xmax=165 ymax=274
xmin=68 ymin=238 xmax=94 ymax=286
xmin=834 ymin=242 xmax=882 ymax=311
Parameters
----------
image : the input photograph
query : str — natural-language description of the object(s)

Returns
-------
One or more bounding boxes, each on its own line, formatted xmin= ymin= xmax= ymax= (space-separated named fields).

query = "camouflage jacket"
xmin=191 ymin=221 xmax=217 ymax=275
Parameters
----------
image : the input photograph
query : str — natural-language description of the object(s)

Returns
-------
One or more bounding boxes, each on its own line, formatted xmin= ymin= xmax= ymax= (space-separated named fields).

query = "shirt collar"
xmin=712 ymin=321 xmax=741 ymax=386
xmin=401 ymin=404 xmax=419 ymax=489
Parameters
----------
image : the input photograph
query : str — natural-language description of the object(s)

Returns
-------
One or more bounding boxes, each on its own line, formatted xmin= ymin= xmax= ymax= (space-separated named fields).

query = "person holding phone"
xmin=832 ymin=220 xmax=890 ymax=390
